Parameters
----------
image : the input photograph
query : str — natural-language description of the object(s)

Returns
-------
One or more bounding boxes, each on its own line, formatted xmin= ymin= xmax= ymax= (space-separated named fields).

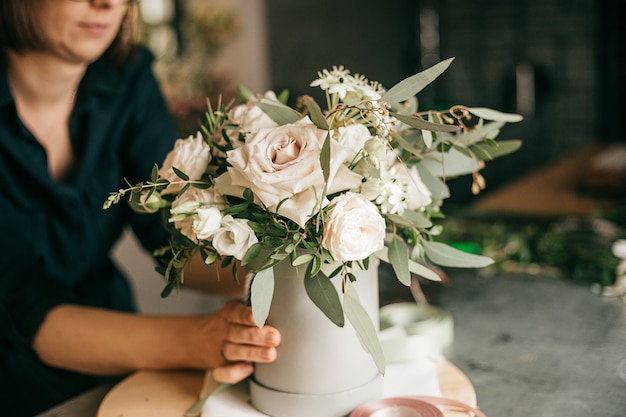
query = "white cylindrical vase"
xmin=249 ymin=260 xmax=382 ymax=417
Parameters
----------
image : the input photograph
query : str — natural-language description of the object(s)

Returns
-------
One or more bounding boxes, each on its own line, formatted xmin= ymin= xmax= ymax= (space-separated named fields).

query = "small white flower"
xmin=212 ymin=215 xmax=259 ymax=260
xmin=310 ymin=66 xmax=356 ymax=99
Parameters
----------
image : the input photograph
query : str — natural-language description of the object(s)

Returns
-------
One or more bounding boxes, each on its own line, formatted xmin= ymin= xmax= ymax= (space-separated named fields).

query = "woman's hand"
xmin=199 ymin=300 xmax=281 ymax=384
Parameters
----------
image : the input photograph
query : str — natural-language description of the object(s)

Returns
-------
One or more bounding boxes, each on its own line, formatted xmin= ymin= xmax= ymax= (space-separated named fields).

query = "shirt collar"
xmin=0 ymin=51 xmax=126 ymax=109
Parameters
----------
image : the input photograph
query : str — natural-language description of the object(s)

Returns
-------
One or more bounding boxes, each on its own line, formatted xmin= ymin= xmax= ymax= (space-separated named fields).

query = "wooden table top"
xmin=97 ymin=360 xmax=477 ymax=417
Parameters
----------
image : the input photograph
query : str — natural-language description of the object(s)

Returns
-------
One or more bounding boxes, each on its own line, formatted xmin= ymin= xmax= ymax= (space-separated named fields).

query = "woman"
xmin=0 ymin=1 xmax=279 ymax=415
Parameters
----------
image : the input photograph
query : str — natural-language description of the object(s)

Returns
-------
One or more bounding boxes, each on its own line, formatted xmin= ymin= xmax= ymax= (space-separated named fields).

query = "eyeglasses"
xmin=69 ymin=0 xmax=141 ymax=5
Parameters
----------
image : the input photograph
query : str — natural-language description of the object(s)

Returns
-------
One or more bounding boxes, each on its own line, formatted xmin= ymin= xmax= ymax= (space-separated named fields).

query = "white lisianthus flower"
xmin=192 ymin=207 xmax=222 ymax=241
xmin=322 ymin=192 xmax=385 ymax=262
xmin=334 ymin=124 xmax=371 ymax=163
xmin=212 ymin=215 xmax=258 ymax=260
xmin=227 ymin=91 xmax=280 ymax=145
xmin=394 ymin=163 xmax=433 ymax=212
xmin=169 ymin=187 xmax=225 ymax=242
xmin=214 ymin=117 xmax=362 ymax=227
xmin=158 ymin=132 xmax=211 ymax=194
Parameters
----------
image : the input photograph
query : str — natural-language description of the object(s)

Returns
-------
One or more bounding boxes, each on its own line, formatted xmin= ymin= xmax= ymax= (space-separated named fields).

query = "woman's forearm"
xmin=32 ymin=304 xmax=209 ymax=375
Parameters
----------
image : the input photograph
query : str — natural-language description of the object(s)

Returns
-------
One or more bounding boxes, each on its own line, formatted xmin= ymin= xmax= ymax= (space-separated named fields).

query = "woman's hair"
xmin=0 ymin=1 xmax=139 ymax=64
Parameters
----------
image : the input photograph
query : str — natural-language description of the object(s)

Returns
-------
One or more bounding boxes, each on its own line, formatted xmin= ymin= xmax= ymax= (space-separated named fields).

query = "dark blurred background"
xmin=264 ymin=0 xmax=625 ymax=203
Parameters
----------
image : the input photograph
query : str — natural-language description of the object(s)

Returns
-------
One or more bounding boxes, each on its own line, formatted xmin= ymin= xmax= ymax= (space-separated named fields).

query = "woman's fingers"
xmin=212 ymin=362 xmax=254 ymax=384
xmin=213 ymin=299 xmax=281 ymax=364
xmin=218 ymin=300 xmax=256 ymax=326
xmin=222 ymin=340 xmax=278 ymax=363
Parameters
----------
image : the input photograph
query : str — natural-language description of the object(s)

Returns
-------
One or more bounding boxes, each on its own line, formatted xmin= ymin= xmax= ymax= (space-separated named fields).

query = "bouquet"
xmin=104 ymin=58 xmax=522 ymax=372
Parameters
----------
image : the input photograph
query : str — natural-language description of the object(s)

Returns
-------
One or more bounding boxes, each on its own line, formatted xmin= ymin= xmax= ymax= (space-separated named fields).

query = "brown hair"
xmin=0 ymin=1 xmax=139 ymax=64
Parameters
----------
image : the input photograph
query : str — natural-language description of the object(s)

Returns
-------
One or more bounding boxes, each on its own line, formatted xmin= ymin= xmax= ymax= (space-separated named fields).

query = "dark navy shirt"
xmin=0 ymin=47 xmax=178 ymax=416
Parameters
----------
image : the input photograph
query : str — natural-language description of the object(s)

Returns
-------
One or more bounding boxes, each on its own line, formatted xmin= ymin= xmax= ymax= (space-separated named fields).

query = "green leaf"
xmin=388 ymin=236 xmax=411 ymax=286
xmin=381 ymin=57 xmax=455 ymax=104
xmin=320 ymin=132 xmax=331 ymax=182
xmin=387 ymin=210 xmax=432 ymax=229
xmin=303 ymin=96 xmax=329 ymax=130
xmin=250 ymin=268 xmax=275 ymax=327
xmin=390 ymin=112 xmax=460 ymax=133
xmin=421 ymin=148 xmax=481 ymax=178
xmin=423 ymin=241 xmax=494 ymax=268
xmin=151 ymin=164 xmax=159 ymax=182
xmin=257 ymin=98 xmax=301 ymax=125
xmin=468 ymin=107 xmax=523 ymax=123
xmin=173 ymin=166 xmax=189 ymax=181
xmin=303 ymin=269 xmax=344 ymax=327
xmin=241 ymin=242 xmax=263 ymax=266
xmin=292 ymin=253 xmax=313 ymax=266
xmin=238 ymin=84 xmax=254 ymax=102
xmin=407 ymin=259 xmax=442 ymax=281
xmin=469 ymin=139 xmax=523 ymax=160
xmin=344 ymin=284 xmax=386 ymax=375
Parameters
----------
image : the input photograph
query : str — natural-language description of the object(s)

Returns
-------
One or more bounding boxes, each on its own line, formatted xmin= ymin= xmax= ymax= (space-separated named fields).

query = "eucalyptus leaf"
xmin=390 ymin=112 xmax=460 ymax=133
xmin=392 ymin=132 xmax=422 ymax=157
xmin=388 ymin=236 xmax=411 ymax=286
xmin=250 ymin=268 xmax=275 ymax=327
xmin=414 ymin=164 xmax=450 ymax=200
xmin=422 ymin=129 xmax=433 ymax=148
xmin=421 ymin=149 xmax=480 ymax=178
xmin=303 ymin=269 xmax=345 ymax=327
xmin=257 ymin=98 xmax=301 ymax=125
xmin=469 ymin=140 xmax=523 ymax=160
xmin=407 ymin=259 xmax=442 ymax=281
xmin=344 ymin=284 xmax=386 ymax=375
xmin=381 ymin=57 xmax=455 ymax=104
xmin=303 ymin=96 xmax=329 ymax=130
xmin=321 ymin=133 xmax=331 ymax=182
xmin=423 ymin=241 xmax=493 ymax=268
xmin=468 ymin=107 xmax=523 ymax=123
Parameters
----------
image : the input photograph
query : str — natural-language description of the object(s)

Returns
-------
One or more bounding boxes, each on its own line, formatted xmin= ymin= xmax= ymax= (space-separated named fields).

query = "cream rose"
xmin=322 ymin=192 xmax=386 ymax=262
xmin=228 ymin=91 xmax=280 ymax=142
xmin=212 ymin=215 xmax=259 ymax=260
xmin=158 ymin=131 xmax=211 ymax=194
xmin=214 ymin=117 xmax=362 ymax=227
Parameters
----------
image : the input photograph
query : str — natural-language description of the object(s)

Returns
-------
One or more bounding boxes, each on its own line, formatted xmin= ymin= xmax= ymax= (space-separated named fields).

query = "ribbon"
xmin=379 ymin=302 xmax=454 ymax=363
xmin=349 ymin=396 xmax=488 ymax=417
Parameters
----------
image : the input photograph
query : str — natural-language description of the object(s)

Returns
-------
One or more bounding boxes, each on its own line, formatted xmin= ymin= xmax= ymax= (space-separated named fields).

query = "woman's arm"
xmin=32 ymin=300 xmax=280 ymax=382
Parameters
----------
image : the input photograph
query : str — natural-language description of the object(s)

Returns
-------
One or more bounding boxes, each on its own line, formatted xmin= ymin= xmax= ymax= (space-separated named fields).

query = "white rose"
xmin=170 ymin=187 xmax=224 ymax=241
xmin=212 ymin=215 xmax=259 ymax=260
xmin=228 ymin=92 xmax=280 ymax=141
xmin=214 ymin=117 xmax=362 ymax=227
xmin=334 ymin=124 xmax=371 ymax=162
xmin=322 ymin=192 xmax=386 ymax=262
xmin=158 ymin=131 xmax=211 ymax=194
xmin=192 ymin=208 xmax=222 ymax=241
